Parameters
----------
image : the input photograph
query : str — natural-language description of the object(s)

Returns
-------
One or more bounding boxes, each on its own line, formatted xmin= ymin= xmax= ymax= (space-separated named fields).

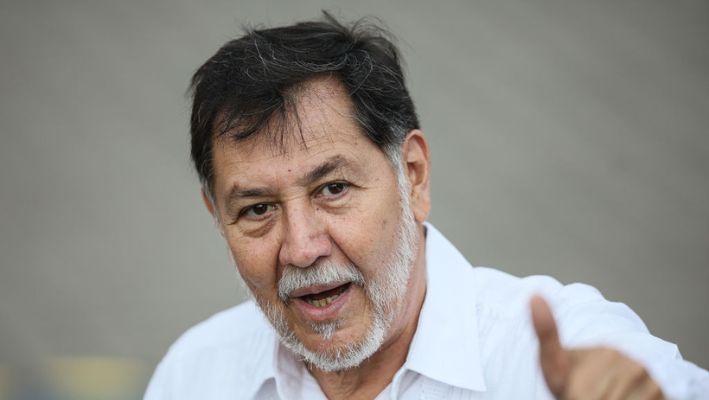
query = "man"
xmin=145 ymin=13 xmax=708 ymax=399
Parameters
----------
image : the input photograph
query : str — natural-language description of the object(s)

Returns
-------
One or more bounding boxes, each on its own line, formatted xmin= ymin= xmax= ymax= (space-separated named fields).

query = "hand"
xmin=530 ymin=295 xmax=665 ymax=399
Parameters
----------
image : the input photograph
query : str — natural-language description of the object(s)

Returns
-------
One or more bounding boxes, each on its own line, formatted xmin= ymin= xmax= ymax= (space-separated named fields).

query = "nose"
xmin=278 ymin=202 xmax=332 ymax=268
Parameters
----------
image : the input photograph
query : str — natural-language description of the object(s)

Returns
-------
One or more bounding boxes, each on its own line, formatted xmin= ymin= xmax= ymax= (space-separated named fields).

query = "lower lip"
xmin=291 ymin=284 xmax=353 ymax=323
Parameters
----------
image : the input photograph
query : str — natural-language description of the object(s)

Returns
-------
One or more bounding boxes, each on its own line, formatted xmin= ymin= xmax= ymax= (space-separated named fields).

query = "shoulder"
xmin=425 ymin=223 xmax=605 ymax=320
xmin=469 ymin=266 xmax=643 ymax=339
xmin=468 ymin=266 xmax=680 ymax=367
xmin=470 ymin=267 xmax=604 ymax=315
xmin=169 ymin=300 xmax=270 ymax=354
xmin=424 ymin=223 xmax=610 ymax=334
xmin=467 ymin=267 xmax=707 ymax=399
xmin=144 ymin=300 xmax=275 ymax=399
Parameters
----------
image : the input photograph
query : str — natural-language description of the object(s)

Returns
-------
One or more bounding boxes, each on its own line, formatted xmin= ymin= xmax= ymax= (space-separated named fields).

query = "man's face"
xmin=207 ymin=77 xmax=427 ymax=371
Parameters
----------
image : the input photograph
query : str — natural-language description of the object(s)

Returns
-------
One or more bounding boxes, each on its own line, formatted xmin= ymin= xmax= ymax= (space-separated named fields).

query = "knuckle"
xmin=597 ymin=346 xmax=619 ymax=362
xmin=628 ymin=361 xmax=648 ymax=380
xmin=649 ymin=384 xmax=664 ymax=400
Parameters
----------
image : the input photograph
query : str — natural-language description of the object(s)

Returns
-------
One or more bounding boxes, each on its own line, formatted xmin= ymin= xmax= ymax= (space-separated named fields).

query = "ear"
xmin=402 ymin=129 xmax=431 ymax=223
xmin=201 ymin=188 xmax=224 ymax=236
xmin=201 ymin=188 xmax=217 ymax=217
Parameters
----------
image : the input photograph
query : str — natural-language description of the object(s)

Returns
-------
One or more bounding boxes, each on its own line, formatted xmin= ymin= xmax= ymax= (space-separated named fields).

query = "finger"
xmin=530 ymin=294 xmax=569 ymax=396
xmin=627 ymin=376 xmax=665 ymax=400
xmin=564 ymin=347 xmax=619 ymax=400
xmin=605 ymin=357 xmax=660 ymax=400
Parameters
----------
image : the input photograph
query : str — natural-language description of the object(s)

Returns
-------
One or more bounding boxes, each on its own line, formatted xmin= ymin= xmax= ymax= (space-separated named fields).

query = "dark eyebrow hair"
xmin=231 ymin=187 xmax=274 ymax=198
xmin=223 ymin=155 xmax=350 ymax=206
xmin=223 ymin=187 xmax=275 ymax=214
xmin=297 ymin=155 xmax=347 ymax=187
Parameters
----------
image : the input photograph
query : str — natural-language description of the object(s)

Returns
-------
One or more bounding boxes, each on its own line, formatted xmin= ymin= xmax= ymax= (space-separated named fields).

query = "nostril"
xmin=280 ymin=234 xmax=332 ymax=269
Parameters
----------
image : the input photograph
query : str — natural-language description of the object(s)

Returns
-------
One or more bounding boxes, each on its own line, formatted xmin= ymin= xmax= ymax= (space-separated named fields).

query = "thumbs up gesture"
xmin=530 ymin=295 xmax=665 ymax=399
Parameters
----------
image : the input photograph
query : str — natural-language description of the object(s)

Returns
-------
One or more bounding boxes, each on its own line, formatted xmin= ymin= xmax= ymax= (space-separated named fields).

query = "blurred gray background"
xmin=1 ymin=0 xmax=707 ymax=393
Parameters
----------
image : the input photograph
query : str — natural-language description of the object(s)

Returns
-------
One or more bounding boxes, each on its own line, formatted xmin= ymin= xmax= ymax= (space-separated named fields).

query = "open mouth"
xmin=296 ymin=283 xmax=351 ymax=308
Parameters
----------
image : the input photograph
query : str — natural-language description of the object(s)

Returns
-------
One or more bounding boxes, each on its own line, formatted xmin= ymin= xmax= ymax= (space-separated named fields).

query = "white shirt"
xmin=145 ymin=224 xmax=709 ymax=399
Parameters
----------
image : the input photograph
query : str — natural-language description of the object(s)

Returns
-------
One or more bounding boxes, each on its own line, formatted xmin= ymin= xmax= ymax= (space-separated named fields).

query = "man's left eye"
xmin=319 ymin=182 xmax=349 ymax=197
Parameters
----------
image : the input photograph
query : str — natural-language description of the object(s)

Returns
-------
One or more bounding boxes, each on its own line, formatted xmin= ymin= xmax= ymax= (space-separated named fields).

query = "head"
xmin=190 ymin=13 xmax=431 ymax=372
xmin=190 ymin=12 xmax=419 ymax=197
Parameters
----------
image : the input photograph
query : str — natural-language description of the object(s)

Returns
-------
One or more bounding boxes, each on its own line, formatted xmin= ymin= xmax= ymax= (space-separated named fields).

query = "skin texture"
xmin=203 ymin=76 xmax=431 ymax=399
xmin=531 ymin=296 xmax=665 ymax=399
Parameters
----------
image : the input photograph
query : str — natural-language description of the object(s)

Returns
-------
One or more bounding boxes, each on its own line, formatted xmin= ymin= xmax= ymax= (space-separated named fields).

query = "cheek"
xmin=227 ymin=233 xmax=281 ymax=293
xmin=329 ymin=198 xmax=399 ymax=271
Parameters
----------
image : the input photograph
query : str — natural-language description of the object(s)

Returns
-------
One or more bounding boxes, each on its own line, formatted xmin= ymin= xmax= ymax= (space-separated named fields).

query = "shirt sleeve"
xmin=550 ymin=283 xmax=709 ymax=400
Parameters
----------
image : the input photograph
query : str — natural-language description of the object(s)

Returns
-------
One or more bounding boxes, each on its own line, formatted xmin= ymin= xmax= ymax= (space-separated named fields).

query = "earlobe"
xmin=402 ymin=130 xmax=431 ymax=223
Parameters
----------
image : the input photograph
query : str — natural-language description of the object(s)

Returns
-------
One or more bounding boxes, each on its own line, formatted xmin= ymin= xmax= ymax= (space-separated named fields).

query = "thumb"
xmin=531 ymin=294 xmax=570 ymax=396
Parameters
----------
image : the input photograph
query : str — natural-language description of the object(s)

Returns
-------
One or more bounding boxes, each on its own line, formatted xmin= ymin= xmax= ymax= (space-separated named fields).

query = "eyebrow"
xmin=297 ymin=155 xmax=347 ymax=187
xmin=224 ymin=155 xmax=350 ymax=204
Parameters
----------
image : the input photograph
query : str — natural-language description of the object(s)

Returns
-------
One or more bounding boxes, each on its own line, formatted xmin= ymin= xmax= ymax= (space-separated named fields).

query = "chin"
xmin=305 ymin=326 xmax=365 ymax=351
xmin=283 ymin=318 xmax=388 ymax=372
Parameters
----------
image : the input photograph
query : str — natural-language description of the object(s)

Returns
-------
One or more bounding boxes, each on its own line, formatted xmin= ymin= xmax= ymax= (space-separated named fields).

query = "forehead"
xmin=210 ymin=77 xmax=386 ymax=192
xmin=216 ymin=76 xmax=365 ymax=157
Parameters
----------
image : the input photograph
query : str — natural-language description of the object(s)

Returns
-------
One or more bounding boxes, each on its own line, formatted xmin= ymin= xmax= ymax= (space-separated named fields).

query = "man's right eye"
xmin=240 ymin=203 xmax=275 ymax=219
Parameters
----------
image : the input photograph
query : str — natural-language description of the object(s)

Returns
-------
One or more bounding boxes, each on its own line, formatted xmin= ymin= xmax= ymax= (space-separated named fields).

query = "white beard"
xmin=252 ymin=168 xmax=420 ymax=372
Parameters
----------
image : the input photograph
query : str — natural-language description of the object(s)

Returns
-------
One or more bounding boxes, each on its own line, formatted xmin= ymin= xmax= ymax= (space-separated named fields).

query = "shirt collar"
xmin=243 ymin=319 xmax=280 ymax=399
xmin=403 ymin=222 xmax=487 ymax=392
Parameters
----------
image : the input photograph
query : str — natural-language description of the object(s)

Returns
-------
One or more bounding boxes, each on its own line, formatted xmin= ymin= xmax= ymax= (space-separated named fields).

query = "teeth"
xmin=305 ymin=293 xmax=339 ymax=308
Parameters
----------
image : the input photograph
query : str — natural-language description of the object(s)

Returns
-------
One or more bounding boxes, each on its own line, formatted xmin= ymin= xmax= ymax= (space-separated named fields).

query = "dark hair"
xmin=189 ymin=12 xmax=419 ymax=195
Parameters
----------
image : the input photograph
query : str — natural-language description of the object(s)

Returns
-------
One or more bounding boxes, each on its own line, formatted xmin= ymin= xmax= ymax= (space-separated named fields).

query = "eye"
xmin=319 ymin=182 xmax=349 ymax=198
xmin=240 ymin=203 xmax=276 ymax=219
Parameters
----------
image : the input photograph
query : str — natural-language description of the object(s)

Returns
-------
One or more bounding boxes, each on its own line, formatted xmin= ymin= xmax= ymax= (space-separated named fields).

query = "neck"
xmin=309 ymin=235 xmax=428 ymax=400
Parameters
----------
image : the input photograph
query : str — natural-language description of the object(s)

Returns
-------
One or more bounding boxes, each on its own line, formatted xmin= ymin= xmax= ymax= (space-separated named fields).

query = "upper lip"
xmin=288 ymin=282 xmax=349 ymax=298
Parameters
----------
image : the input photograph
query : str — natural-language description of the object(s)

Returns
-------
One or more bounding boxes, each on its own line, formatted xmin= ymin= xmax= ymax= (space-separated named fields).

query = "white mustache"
xmin=278 ymin=261 xmax=365 ymax=302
